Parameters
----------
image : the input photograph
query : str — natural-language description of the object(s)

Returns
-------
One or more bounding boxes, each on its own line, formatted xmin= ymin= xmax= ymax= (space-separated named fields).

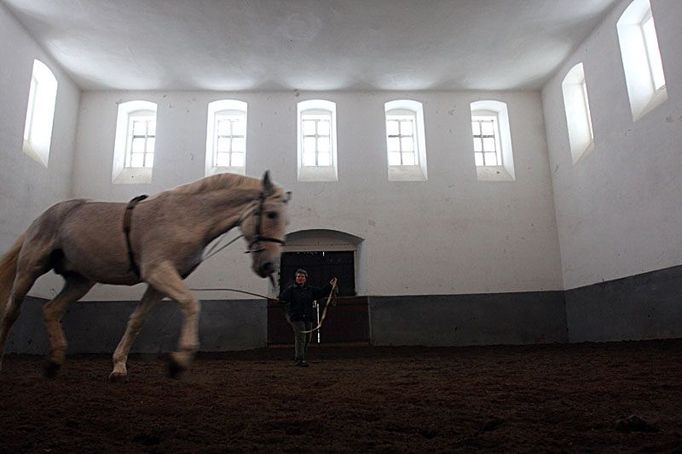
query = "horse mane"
xmin=169 ymin=173 xmax=261 ymax=196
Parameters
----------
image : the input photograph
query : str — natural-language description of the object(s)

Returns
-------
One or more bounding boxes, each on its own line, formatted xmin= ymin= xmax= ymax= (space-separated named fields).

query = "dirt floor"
xmin=1 ymin=339 xmax=681 ymax=453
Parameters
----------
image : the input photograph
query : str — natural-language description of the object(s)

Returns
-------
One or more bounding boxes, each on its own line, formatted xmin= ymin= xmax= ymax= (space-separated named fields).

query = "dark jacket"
xmin=279 ymin=282 xmax=332 ymax=322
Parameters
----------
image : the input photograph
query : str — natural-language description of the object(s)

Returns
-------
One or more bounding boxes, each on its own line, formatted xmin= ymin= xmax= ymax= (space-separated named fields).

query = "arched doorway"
xmin=268 ymin=229 xmax=369 ymax=345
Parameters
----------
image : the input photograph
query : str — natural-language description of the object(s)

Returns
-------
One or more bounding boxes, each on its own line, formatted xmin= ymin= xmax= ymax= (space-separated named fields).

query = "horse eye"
xmin=266 ymin=211 xmax=278 ymax=220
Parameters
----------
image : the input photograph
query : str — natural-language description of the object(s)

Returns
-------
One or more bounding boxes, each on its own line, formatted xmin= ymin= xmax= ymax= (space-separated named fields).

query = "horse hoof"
xmin=167 ymin=358 xmax=186 ymax=379
xmin=109 ymin=372 xmax=128 ymax=383
xmin=43 ymin=360 xmax=61 ymax=378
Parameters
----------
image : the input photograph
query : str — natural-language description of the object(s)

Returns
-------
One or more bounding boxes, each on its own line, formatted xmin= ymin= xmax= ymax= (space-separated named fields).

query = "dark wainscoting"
xmin=6 ymin=298 xmax=266 ymax=354
xmin=5 ymin=264 xmax=681 ymax=353
xmin=369 ymin=292 xmax=567 ymax=346
xmin=565 ymin=264 xmax=682 ymax=342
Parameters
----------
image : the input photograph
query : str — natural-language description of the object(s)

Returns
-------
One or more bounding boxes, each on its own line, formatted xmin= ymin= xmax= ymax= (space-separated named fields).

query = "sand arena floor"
xmin=1 ymin=339 xmax=681 ymax=453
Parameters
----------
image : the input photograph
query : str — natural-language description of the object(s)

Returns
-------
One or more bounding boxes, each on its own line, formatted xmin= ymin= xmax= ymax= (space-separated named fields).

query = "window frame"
xmin=640 ymin=10 xmax=665 ymax=92
xmin=471 ymin=114 xmax=502 ymax=167
xmin=206 ymin=100 xmax=248 ymax=176
xmin=616 ymin=0 xmax=667 ymax=121
xmin=112 ymin=100 xmax=157 ymax=184
xmin=23 ymin=74 xmax=38 ymax=143
xmin=386 ymin=110 xmax=419 ymax=167
xmin=562 ymin=62 xmax=595 ymax=164
xmin=22 ymin=59 xmax=58 ymax=167
xmin=124 ymin=110 xmax=156 ymax=169
xmin=300 ymin=109 xmax=333 ymax=168
xmin=296 ymin=99 xmax=338 ymax=182
xmin=384 ymin=100 xmax=427 ymax=181
xmin=469 ymin=100 xmax=515 ymax=182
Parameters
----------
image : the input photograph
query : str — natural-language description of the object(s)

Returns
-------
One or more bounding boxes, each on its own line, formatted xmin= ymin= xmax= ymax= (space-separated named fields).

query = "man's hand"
xmin=330 ymin=277 xmax=338 ymax=286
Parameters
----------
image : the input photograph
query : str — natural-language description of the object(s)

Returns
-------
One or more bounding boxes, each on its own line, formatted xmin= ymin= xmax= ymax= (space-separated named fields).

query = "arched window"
xmin=562 ymin=63 xmax=595 ymax=163
xmin=297 ymin=100 xmax=338 ymax=182
xmin=206 ymin=100 xmax=247 ymax=176
xmin=470 ymin=100 xmax=515 ymax=181
xmin=384 ymin=100 xmax=427 ymax=181
xmin=23 ymin=59 xmax=58 ymax=167
xmin=112 ymin=100 xmax=157 ymax=184
xmin=617 ymin=0 xmax=667 ymax=120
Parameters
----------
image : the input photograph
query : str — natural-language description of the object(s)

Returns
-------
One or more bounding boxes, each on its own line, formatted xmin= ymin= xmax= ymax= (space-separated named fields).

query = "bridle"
xmin=241 ymin=192 xmax=286 ymax=254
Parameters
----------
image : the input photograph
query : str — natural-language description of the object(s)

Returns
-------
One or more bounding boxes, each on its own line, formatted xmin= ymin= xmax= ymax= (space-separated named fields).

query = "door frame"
xmin=267 ymin=228 xmax=367 ymax=345
xmin=269 ymin=228 xmax=365 ymax=296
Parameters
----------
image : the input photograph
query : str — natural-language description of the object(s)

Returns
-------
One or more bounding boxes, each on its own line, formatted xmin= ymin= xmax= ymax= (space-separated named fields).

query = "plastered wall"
xmin=542 ymin=0 xmax=682 ymax=290
xmin=0 ymin=4 xmax=81 ymax=297
xmin=71 ymin=90 xmax=562 ymax=301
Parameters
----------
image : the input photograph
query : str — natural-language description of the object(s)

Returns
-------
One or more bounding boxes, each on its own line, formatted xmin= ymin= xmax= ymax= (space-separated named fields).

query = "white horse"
xmin=0 ymin=171 xmax=289 ymax=380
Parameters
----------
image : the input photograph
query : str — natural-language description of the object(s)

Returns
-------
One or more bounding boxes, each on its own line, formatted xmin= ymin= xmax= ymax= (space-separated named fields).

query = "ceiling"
xmin=3 ymin=0 xmax=620 ymax=92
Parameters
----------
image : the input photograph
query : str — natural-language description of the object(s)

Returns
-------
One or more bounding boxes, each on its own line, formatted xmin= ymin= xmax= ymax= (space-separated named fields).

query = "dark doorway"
xmin=279 ymin=251 xmax=356 ymax=296
xmin=268 ymin=251 xmax=369 ymax=345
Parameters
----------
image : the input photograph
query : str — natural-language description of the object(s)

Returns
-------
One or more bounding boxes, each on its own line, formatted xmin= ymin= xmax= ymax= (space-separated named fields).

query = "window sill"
xmin=476 ymin=165 xmax=514 ymax=182
xmin=298 ymin=165 xmax=338 ymax=182
xmin=388 ymin=165 xmax=427 ymax=181
xmin=22 ymin=141 xmax=48 ymax=167
xmin=113 ymin=167 xmax=153 ymax=185
xmin=207 ymin=166 xmax=246 ymax=176
xmin=633 ymin=86 xmax=668 ymax=122
xmin=572 ymin=141 xmax=595 ymax=165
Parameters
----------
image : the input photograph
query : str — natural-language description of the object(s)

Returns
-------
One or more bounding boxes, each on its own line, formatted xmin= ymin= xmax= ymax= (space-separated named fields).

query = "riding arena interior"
xmin=1 ymin=0 xmax=681 ymax=451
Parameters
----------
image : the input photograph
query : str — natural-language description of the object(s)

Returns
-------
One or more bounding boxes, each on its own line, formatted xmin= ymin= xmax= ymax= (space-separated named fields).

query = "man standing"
xmin=278 ymin=269 xmax=337 ymax=367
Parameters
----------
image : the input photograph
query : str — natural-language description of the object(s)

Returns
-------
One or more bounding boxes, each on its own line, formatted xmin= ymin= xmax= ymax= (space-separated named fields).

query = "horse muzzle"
xmin=257 ymin=260 xmax=276 ymax=278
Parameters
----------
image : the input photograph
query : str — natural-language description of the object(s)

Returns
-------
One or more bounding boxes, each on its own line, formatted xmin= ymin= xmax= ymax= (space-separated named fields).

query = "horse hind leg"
xmin=0 ymin=277 xmax=32 ymax=371
xmin=110 ymin=286 xmax=162 ymax=382
xmin=0 ymin=250 xmax=51 ymax=371
xmin=0 ymin=274 xmax=48 ymax=371
xmin=42 ymin=274 xmax=94 ymax=378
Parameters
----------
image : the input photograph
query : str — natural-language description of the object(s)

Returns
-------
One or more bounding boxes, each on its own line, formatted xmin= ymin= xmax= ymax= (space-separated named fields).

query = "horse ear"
xmin=262 ymin=170 xmax=275 ymax=196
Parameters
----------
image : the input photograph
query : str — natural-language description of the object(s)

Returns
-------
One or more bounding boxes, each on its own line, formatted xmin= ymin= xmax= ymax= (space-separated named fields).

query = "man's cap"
xmin=295 ymin=269 xmax=308 ymax=277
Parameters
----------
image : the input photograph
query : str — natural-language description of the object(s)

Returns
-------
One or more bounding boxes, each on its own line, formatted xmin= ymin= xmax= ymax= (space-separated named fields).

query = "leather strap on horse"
xmin=123 ymin=194 xmax=148 ymax=277
xmin=247 ymin=193 xmax=286 ymax=253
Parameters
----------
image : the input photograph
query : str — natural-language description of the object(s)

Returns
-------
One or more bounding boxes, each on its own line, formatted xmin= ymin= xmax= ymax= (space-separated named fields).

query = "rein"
xmin=189 ymin=287 xmax=274 ymax=300
xmin=202 ymin=234 xmax=245 ymax=261
xmin=190 ymin=283 xmax=339 ymax=335
xmin=298 ymin=279 xmax=339 ymax=334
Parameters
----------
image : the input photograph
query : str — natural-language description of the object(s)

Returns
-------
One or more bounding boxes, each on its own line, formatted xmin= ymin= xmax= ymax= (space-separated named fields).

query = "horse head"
xmin=240 ymin=171 xmax=290 ymax=281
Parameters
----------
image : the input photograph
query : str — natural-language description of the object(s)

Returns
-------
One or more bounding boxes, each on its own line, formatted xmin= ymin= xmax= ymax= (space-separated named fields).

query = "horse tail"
xmin=0 ymin=233 xmax=26 ymax=315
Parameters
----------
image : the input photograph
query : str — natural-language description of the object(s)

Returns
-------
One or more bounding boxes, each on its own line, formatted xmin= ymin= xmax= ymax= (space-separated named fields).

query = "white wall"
xmin=542 ymin=0 xmax=682 ymax=289
xmin=0 ymin=4 xmax=81 ymax=298
xmin=73 ymin=90 xmax=561 ymax=300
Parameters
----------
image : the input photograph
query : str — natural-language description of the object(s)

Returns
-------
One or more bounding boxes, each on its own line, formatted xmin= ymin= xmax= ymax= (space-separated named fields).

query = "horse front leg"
xmin=42 ymin=274 xmax=94 ymax=377
xmin=144 ymin=261 xmax=200 ymax=378
xmin=110 ymin=286 xmax=163 ymax=382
